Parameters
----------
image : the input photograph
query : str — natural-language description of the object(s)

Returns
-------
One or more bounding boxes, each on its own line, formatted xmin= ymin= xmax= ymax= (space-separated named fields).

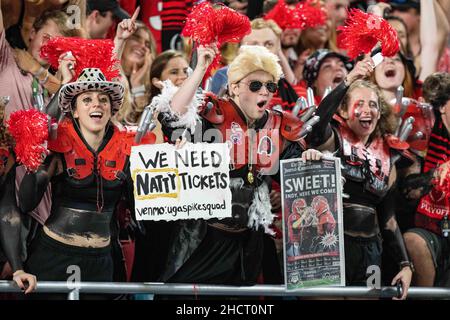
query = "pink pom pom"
xmin=40 ymin=37 xmax=120 ymax=81
xmin=337 ymin=9 xmax=400 ymax=60
xmin=7 ymin=109 xmax=49 ymax=172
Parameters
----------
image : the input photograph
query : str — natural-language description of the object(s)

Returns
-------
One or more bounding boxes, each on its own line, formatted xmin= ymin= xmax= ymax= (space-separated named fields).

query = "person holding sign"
xmin=153 ymin=44 xmax=311 ymax=287
xmin=304 ymin=55 xmax=413 ymax=299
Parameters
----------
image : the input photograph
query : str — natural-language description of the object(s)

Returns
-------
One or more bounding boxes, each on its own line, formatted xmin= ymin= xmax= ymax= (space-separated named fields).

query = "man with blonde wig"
xmin=211 ymin=18 xmax=299 ymax=108
xmin=154 ymin=44 xmax=310 ymax=286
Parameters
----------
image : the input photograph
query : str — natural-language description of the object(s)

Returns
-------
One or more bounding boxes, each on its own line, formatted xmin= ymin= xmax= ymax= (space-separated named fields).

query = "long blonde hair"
xmin=116 ymin=22 xmax=157 ymax=125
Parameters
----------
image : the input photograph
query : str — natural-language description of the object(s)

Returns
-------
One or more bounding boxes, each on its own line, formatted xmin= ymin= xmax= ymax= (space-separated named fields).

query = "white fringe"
xmin=149 ymin=80 xmax=203 ymax=132
xmin=247 ymin=182 xmax=276 ymax=235
xmin=229 ymin=177 xmax=245 ymax=190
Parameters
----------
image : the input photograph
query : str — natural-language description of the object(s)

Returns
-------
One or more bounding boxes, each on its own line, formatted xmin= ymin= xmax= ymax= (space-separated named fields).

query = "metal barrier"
xmin=1 ymin=281 xmax=450 ymax=300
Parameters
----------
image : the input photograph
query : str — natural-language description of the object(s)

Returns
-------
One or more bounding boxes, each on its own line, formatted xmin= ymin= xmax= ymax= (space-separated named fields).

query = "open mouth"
xmin=384 ymin=69 xmax=396 ymax=78
xmin=257 ymin=101 xmax=267 ymax=109
xmin=359 ymin=118 xmax=372 ymax=129
xmin=333 ymin=75 xmax=344 ymax=85
xmin=89 ymin=111 xmax=104 ymax=120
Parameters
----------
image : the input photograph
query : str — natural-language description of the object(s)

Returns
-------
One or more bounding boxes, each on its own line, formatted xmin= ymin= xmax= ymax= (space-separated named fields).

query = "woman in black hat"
xmin=302 ymin=49 xmax=353 ymax=102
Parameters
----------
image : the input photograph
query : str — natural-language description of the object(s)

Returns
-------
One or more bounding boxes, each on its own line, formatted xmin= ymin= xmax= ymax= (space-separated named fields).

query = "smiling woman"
xmin=305 ymin=59 xmax=414 ymax=298
xmin=115 ymin=22 xmax=157 ymax=127
xmin=73 ymin=91 xmax=112 ymax=139
xmin=16 ymin=67 xmax=155 ymax=298
xmin=149 ymin=50 xmax=189 ymax=98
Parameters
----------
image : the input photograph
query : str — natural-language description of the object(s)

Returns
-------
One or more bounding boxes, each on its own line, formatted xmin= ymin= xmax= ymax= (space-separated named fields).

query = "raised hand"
xmin=57 ymin=51 xmax=76 ymax=84
xmin=196 ymin=43 xmax=219 ymax=71
xmin=116 ymin=7 xmax=140 ymax=41
xmin=345 ymin=55 xmax=375 ymax=85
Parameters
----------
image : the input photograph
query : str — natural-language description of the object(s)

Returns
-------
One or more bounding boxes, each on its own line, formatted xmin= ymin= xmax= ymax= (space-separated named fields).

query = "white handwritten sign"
xmin=130 ymin=143 xmax=232 ymax=221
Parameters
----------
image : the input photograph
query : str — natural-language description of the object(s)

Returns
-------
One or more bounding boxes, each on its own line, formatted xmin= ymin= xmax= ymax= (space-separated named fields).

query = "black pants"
xmin=344 ymin=234 xmax=382 ymax=286
xmin=25 ymin=230 xmax=113 ymax=299
xmin=157 ymin=226 xmax=264 ymax=300
xmin=167 ymin=226 xmax=261 ymax=285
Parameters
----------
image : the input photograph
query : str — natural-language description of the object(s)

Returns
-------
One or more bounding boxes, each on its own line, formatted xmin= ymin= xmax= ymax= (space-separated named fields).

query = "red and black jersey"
xmin=161 ymin=0 xmax=193 ymax=31
xmin=47 ymin=120 xmax=155 ymax=212
xmin=200 ymin=94 xmax=307 ymax=179
xmin=415 ymin=118 xmax=450 ymax=233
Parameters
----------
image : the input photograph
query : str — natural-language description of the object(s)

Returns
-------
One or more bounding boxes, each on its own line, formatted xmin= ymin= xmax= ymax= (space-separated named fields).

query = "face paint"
xmin=344 ymin=87 xmax=381 ymax=143
xmin=350 ymin=100 xmax=364 ymax=120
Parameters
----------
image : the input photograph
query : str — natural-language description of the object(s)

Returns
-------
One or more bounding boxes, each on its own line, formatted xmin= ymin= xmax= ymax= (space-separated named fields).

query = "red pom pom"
xmin=265 ymin=0 xmax=326 ymax=30
xmin=297 ymin=0 xmax=327 ymax=29
xmin=40 ymin=37 xmax=120 ymax=81
xmin=182 ymin=2 xmax=251 ymax=78
xmin=264 ymin=0 xmax=304 ymax=30
xmin=182 ymin=2 xmax=251 ymax=46
xmin=337 ymin=9 xmax=400 ymax=60
xmin=7 ymin=109 xmax=49 ymax=172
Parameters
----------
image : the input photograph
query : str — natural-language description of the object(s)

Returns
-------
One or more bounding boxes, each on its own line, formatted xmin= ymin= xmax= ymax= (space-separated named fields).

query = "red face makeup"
xmin=343 ymin=87 xmax=381 ymax=143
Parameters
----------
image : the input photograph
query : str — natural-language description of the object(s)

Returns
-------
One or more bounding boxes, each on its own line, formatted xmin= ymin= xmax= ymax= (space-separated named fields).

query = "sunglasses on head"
xmin=241 ymin=80 xmax=278 ymax=93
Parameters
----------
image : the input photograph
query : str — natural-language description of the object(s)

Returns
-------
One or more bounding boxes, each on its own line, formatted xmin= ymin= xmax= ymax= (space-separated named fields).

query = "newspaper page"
xmin=281 ymin=157 xmax=345 ymax=289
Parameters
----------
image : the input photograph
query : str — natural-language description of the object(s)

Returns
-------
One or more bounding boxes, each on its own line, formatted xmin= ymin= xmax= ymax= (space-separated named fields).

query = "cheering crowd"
xmin=0 ymin=0 xmax=449 ymax=300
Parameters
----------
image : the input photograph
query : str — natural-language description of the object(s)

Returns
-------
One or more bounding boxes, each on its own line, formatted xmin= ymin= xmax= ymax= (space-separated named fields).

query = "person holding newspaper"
xmin=303 ymin=55 xmax=413 ymax=299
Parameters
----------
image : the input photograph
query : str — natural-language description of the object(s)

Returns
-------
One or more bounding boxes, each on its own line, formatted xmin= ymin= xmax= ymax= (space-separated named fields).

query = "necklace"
xmin=247 ymin=120 xmax=255 ymax=184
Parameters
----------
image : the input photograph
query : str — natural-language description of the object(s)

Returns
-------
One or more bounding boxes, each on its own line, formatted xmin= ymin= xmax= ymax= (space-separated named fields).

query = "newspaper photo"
xmin=280 ymin=157 xmax=345 ymax=289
